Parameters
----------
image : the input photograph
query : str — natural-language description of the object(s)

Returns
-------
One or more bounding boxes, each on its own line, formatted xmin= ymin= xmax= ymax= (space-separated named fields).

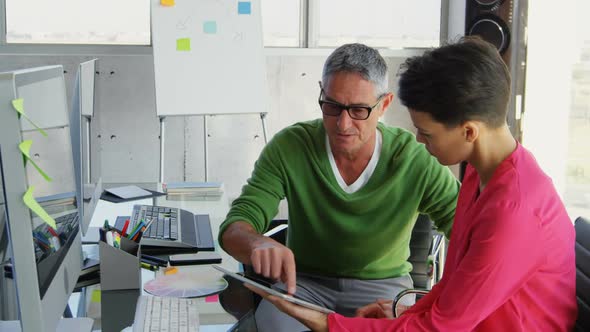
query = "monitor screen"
xmin=19 ymin=76 xmax=80 ymax=299
xmin=71 ymin=59 xmax=101 ymax=236
xmin=0 ymin=65 xmax=84 ymax=331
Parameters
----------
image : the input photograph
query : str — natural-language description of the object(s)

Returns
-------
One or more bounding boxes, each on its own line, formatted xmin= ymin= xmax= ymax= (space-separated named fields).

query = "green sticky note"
xmin=19 ymin=140 xmax=52 ymax=182
xmin=11 ymin=99 xmax=48 ymax=137
xmin=91 ymin=289 xmax=101 ymax=303
xmin=176 ymin=38 xmax=191 ymax=51
xmin=23 ymin=186 xmax=57 ymax=230
xmin=203 ymin=21 xmax=217 ymax=34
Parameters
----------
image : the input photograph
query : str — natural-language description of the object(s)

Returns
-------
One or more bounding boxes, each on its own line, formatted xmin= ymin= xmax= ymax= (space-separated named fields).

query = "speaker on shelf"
xmin=464 ymin=0 xmax=528 ymax=144
xmin=465 ymin=0 xmax=513 ymax=64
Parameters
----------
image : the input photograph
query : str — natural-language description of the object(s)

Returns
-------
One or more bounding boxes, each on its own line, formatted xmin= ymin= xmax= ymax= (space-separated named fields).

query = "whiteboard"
xmin=151 ymin=0 xmax=268 ymax=116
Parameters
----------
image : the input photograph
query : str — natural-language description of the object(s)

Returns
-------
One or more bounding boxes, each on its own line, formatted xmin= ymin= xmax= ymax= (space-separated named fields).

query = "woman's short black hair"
xmin=397 ymin=36 xmax=511 ymax=128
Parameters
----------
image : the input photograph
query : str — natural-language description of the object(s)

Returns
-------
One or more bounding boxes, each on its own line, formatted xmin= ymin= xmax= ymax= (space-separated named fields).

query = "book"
xmin=163 ymin=182 xmax=224 ymax=194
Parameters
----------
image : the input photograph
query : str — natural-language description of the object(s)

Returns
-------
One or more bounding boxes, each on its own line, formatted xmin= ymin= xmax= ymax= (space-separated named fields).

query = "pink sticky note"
xmin=205 ymin=294 xmax=219 ymax=303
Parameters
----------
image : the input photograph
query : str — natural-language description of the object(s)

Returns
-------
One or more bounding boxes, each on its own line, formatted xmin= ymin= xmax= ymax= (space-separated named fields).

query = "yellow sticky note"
xmin=19 ymin=140 xmax=52 ymax=182
xmin=91 ymin=290 xmax=101 ymax=303
xmin=176 ymin=38 xmax=191 ymax=51
xmin=161 ymin=0 xmax=175 ymax=6
xmin=23 ymin=186 xmax=57 ymax=230
xmin=11 ymin=99 xmax=48 ymax=137
xmin=164 ymin=266 xmax=178 ymax=275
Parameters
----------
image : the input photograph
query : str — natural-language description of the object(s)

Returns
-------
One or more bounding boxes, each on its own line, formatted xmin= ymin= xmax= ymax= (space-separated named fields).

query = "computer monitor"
xmin=70 ymin=59 xmax=101 ymax=236
xmin=0 ymin=65 xmax=91 ymax=332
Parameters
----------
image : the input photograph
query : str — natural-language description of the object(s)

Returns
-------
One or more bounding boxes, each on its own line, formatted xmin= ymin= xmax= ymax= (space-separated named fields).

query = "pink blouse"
xmin=328 ymin=143 xmax=577 ymax=331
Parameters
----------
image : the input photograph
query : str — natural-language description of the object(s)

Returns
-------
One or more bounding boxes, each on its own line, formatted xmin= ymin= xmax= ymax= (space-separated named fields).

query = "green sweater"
xmin=220 ymin=119 xmax=459 ymax=279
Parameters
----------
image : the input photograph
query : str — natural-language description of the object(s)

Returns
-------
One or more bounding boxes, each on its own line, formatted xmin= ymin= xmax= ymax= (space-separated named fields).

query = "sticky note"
xmin=160 ymin=0 xmax=175 ymax=6
xmin=91 ymin=290 xmax=101 ymax=303
xmin=11 ymin=99 xmax=47 ymax=137
xmin=23 ymin=186 xmax=57 ymax=230
xmin=205 ymin=294 xmax=219 ymax=303
xmin=176 ymin=38 xmax=191 ymax=51
xmin=19 ymin=140 xmax=52 ymax=182
xmin=164 ymin=266 xmax=178 ymax=275
xmin=238 ymin=2 xmax=251 ymax=15
xmin=203 ymin=21 xmax=217 ymax=34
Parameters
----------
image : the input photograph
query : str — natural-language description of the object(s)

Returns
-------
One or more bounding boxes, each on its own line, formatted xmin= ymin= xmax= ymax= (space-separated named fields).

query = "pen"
xmin=103 ymin=219 xmax=110 ymax=231
xmin=140 ymin=262 xmax=159 ymax=271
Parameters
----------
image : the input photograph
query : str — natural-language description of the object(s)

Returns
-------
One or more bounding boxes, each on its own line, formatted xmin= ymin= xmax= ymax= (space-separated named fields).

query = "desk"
xmin=85 ymin=183 xmax=241 ymax=331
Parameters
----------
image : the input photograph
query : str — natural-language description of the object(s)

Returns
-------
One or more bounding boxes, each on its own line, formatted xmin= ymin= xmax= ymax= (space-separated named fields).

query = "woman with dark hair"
xmin=247 ymin=37 xmax=577 ymax=331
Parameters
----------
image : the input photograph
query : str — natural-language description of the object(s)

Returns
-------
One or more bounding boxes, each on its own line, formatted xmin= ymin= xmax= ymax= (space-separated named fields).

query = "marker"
xmin=127 ymin=220 xmax=144 ymax=239
xmin=103 ymin=219 xmax=110 ymax=230
xmin=113 ymin=232 xmax=121 ymax=248
xmin=141 ymin=262 xmax=158 ymax=271
xmin=105 ymin=231 xmax=114 ymax=247
xmin=121 ymin=219 xmax=130 ymax=237
xmin=47 ymin=227 xmax=59 ymax=237
xmin=128 ymin=221 xmax=145 ymax=240
xmin=132 ymin=226 xmax=146 ymax=242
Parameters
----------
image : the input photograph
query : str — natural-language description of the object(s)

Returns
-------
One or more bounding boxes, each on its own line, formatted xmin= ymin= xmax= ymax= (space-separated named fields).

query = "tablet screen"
xmin=212 ymin=265 xmax=335 ymax=314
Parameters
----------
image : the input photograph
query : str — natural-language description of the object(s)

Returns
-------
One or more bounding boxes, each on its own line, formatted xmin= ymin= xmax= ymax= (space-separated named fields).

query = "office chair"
xmin=393 ymin=216 xmax=590 ymax=330
xmin=575 ymin=216 xmax=590 ymax=331
xmin=219 ymin=215 xmax=445 ymax=329
xmin=218 ymin=219 xmax=288 ymax=328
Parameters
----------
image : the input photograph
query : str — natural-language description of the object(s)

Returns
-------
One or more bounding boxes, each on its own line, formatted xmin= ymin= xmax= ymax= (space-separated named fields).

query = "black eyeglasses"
xmin=317 ymin=82 xmax=385 ymax=120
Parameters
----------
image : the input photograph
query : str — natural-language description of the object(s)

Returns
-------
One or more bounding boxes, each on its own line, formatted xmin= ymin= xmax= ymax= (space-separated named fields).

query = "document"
xmin=105 ymin=185 xmax=152 ymax=199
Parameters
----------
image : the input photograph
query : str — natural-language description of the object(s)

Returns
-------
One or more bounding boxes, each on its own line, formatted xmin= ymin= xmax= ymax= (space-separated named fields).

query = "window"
xmin=315 ymin=0 xmax=441 ymax=48
xmin=523 ymin=0 xmax=590 ymax=220
xmin=260 ymin=0 xmax=442 ymax=48
xmin=5 ymin=0 xmax=150 ymax=45
xmin=261 ymin=0 xmax=300 ymax=47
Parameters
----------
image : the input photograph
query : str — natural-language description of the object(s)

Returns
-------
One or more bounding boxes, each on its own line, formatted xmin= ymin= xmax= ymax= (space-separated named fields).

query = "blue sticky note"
xmin=238 ymin=2 xmax=251 ymax=15
xmin=203 ymin=21 xmax=217 ymax=34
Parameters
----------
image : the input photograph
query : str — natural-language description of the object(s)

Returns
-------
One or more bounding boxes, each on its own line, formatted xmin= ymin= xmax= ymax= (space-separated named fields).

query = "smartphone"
xmin=168 ymin=252 xmax=222 ymax=266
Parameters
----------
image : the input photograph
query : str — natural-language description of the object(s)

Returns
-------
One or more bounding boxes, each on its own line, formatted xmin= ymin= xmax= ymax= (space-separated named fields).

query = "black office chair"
xmin=218 ymin=219 xmax=288 ymax=327
xmin=219 ymin=215 xmax=444 ymax=329
xmin=575 ymin=216 xmax=590 ymax=331
xmin=393 ymin=216 xmax=590 ymax=329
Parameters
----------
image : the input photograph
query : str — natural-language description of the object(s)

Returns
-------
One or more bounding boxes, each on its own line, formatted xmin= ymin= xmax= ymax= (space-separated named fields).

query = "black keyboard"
xmin=115 ymin=205 xmax=179 ymax=240
xmin=113 ymin=204 xmax=214 ymax=254
xmin=55 ymin=212 xmax=78 ymax=235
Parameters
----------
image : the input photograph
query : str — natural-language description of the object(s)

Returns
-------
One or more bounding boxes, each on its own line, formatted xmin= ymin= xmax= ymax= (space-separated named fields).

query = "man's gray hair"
xmin=322 ymin=43 xmax=389 ymax=97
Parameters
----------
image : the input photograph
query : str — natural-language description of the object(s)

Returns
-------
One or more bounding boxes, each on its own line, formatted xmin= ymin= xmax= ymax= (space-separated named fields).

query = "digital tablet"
xmin=212 ymin=265 xmax=335 ymax=314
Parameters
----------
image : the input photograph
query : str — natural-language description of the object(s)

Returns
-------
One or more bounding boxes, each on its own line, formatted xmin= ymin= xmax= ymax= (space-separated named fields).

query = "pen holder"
xmin=99 ymin=236 xmax=141 ymax=291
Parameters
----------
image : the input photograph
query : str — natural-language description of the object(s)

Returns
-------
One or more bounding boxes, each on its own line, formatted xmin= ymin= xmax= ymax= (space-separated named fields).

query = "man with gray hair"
xmin=219 ymin=43 xmax=459 ymax=331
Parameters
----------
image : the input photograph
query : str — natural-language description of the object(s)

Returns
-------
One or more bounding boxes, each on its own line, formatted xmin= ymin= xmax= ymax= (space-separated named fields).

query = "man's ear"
xmin=380 ymin=93 xmax=394 ymax=114
xmin=464 ymin=121 xmax=479 ymax=143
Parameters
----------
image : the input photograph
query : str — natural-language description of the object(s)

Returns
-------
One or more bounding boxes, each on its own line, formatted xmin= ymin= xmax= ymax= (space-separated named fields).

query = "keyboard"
xmin=129 ymin=205 xmax=179 ymax=240
xmin=133 ymin=295 xmax=199 ymax=332
xmin=113 ymin=204 xmax=215 ymax=254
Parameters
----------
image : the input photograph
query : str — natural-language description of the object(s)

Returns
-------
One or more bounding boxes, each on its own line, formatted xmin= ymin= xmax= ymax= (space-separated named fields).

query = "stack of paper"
xmin=163 ymin=182 xmax=224 ymax=200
